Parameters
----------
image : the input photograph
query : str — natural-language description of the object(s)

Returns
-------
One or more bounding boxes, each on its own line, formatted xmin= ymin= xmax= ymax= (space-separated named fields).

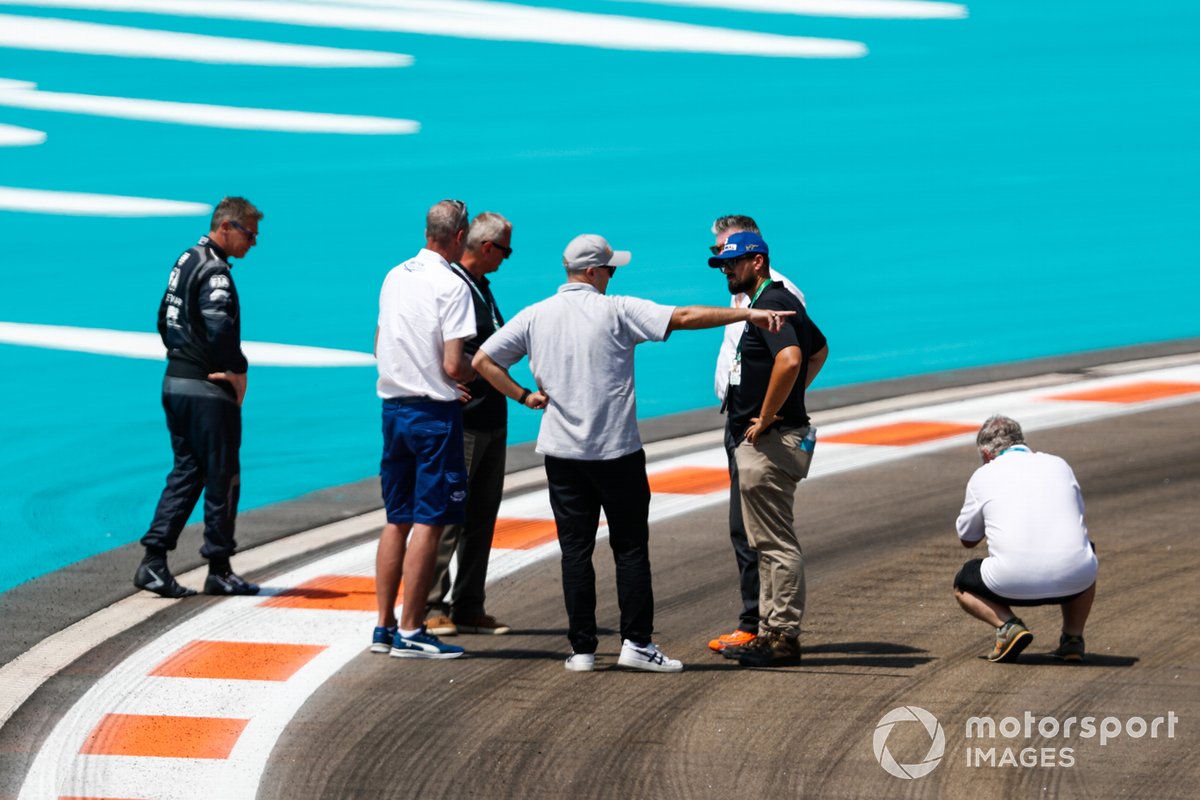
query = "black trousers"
xmin=726 ymin=422 xmax=761 ymax=633
xmin=427 ymin=426 xmax=507 ymax=619
xmin=142 ymin=378 xmax=241 ymax=560
xmin=544 ymin=449 xmax=654 ymax=654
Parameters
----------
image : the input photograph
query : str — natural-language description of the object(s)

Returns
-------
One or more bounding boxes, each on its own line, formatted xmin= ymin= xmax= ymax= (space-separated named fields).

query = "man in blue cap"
xmin=709 ymin=231 xmax=828 ymax=667
xmin=707 ymin=214 xmax=806 ymax=653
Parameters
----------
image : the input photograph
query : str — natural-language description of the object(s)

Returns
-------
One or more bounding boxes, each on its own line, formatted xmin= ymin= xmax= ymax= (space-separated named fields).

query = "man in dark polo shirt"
xmin=709 ymin=231 xmax=828 ymax=667
xmin=424 ymin=212 xmax=515 ymax=637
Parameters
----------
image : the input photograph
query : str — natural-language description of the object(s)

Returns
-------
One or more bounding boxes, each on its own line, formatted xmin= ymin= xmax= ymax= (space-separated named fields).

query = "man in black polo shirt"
xmin=423 ymin=212 xmax=515 ymax=636
xmin=135 ymin=196 xmax=263 ymax=598
xmin=709 ymin=232 xmax=828 ymax=667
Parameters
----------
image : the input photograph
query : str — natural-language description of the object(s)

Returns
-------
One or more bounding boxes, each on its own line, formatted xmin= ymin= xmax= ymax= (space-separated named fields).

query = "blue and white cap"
xmin=708 ymin=231 xmax=769 ymax=268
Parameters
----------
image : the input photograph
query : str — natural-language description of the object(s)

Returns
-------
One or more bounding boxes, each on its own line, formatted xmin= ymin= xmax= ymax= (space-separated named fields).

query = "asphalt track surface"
xmin=2 ymin=354 xmax=1198 ymax=799
xmin=252 ymin=403 xmax=1198 ymax=799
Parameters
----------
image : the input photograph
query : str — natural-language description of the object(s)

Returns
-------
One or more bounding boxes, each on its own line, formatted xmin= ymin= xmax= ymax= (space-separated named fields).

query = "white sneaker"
xmin=618 ymin=639 xmax=683 ymax=673
xmin=565 ymin=652 xmax=595 ymax=672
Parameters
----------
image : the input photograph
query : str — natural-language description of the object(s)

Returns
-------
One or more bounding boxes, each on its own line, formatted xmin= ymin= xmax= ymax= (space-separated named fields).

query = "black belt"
xmin=384 ymin=395 xmax=436 ymax=406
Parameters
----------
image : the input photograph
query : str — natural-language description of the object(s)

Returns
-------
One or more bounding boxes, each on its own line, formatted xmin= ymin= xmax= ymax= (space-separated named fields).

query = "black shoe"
xmin=721 ymin=640 xmax=756 ymax=660
xmin=738 ymin=632 xmax=802 ymax=668
xmin=204 ymin=571 xmax=260 ymax=596
xmin=133 ymin=561 xmax=197 ymax=598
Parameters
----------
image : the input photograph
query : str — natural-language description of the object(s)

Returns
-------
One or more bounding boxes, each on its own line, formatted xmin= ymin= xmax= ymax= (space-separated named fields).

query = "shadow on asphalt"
xmin=498 ymin=627 xmax=611 ymax=637
xmin=257 ymin=586 xmax=339 ymax=598
xmin=803 ymin=641 xmax=927 ymax=655
xmin=1011 ymin=653 xmax=1140 ymax=668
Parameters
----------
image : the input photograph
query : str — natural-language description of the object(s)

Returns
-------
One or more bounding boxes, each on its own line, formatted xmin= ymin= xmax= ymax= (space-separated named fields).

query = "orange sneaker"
xmin=708 ymin=629 xmax=756 ymax=652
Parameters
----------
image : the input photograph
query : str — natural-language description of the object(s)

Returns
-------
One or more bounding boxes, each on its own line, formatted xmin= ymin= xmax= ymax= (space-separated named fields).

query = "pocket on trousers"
xmin=793 ymin=449 xmax=813 ymax=481
xmin=779 ymin=428 xmax=812 ymax=481
xmin=411 ymin=419 xmax=450 ymax=436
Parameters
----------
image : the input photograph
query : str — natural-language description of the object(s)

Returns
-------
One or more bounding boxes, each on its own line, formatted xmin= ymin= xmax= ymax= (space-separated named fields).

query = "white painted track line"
xmin=0 ymin=84 xmax=419 ymax=134
xmin=0 ymin=322 xmax=376 ymax=367
xmin=0 ymin=123 xmax=46 ymax=147
xmin=0 ymin=13 xmax=412 ymax=67
xmin=11 ymin=0 xmax=869 ymax=58
xmin=0 ymin=187 xmax=212 ymax=217
xmin=625 ymin=0 xmax=968 ymax=19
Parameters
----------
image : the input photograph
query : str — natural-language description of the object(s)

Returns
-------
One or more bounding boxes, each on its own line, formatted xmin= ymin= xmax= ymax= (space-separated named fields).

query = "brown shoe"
xmin=425 ymin=613 xmax=458 ymax=636
xmin=738 ymin=631 xmax=802 ymax=667
xmin=453 ymin=613 xmax=511 ymax=635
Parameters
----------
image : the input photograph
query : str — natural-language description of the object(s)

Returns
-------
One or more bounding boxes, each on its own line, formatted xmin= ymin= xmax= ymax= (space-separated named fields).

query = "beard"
xmin=727 ymin=273 xmax=756 ymax=296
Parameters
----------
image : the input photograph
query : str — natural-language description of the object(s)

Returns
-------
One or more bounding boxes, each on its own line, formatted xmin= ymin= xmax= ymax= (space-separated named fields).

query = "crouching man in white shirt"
xmin=954 ymin=415 xmax=1098 ymax=663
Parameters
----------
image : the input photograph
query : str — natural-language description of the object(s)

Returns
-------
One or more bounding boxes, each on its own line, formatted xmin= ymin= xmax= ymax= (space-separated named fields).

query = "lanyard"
xmin=450 ymin=263 xmax=501 ymax=330
xmin=749 ymin=278 xmax=774 ymax=306
xmin=734 ymin=279 xmax=775 ymax=363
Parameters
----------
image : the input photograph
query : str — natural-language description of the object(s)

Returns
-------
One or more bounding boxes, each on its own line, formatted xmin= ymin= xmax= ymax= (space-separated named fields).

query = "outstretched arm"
xmin=669 ymin=305 xmax=792 ymax=333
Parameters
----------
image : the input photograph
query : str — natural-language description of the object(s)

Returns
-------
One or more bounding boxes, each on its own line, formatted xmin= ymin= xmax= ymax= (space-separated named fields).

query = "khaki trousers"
xmin=734 ymin=426 xmax=813 ymax=637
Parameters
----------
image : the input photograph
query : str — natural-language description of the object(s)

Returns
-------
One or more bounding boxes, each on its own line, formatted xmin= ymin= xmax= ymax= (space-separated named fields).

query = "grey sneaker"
xmin=1052 ymin=633 xmax=1085 ymax=662
xmin=617 ymin=639 xmax=683 ymax=673
xmin=988 ymin=617 xmax=1033 ymax=663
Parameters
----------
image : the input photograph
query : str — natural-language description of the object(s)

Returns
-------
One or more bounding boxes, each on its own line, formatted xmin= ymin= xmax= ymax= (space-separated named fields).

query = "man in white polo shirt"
xmin=954 ymin=415 xmax=1099 ymax=663
xmin=370 ymin=199 xmax=477 ymax=661
xmin=473 ymin=234 xmax=791 ymax=674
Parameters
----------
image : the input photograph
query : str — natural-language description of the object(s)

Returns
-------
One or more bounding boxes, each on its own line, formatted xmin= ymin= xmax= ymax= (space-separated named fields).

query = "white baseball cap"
xmin=562 ymin=234 xmax=632 ymax=271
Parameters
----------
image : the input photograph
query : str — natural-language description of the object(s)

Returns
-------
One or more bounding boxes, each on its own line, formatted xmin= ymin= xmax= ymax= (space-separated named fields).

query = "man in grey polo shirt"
xmin=473 ymin=234 xmax=790 ymax=673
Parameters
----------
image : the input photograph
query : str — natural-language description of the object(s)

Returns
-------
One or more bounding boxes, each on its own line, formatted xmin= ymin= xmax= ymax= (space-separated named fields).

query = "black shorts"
xmin=953 ymin=558 xmax=1089 ymax=607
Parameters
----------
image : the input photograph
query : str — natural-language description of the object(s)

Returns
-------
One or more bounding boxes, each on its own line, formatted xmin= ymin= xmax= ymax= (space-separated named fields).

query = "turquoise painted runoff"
xmin=0 ymin=1 xmax=1196 ymax=593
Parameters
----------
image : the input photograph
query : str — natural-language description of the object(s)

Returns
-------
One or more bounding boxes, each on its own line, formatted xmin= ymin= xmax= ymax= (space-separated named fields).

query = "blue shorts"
xmin=380 ymin=400 xmax=467 ymax=525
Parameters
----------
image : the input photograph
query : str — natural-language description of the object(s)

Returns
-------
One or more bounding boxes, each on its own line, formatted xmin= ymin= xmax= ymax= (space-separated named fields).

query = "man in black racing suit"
xmin=135 ymin=196 xmax=263 ymax=597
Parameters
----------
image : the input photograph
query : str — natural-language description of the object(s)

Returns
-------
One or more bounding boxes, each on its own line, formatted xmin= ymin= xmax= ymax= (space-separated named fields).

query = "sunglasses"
xmin=448 ymin=198 xmax=469 ymax=230
xmin=487 ymin=240 xmax=513 ymax=258
xmin=230 ymin=220 xmax=257 ymax=243
xmin=717 ymin=255 xmax=752 ymax=272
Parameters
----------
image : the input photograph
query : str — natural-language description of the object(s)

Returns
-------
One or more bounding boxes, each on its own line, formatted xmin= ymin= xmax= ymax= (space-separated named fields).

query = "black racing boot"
xmin=204 ymin=561 xmax=260 ymax=596
xmin=133 ymin=553 xmax=197 ymax=598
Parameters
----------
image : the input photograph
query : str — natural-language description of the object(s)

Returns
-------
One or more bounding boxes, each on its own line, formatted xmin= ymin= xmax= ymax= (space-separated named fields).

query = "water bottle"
xmin=799 ymin=426 xmax=818 ymax=454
